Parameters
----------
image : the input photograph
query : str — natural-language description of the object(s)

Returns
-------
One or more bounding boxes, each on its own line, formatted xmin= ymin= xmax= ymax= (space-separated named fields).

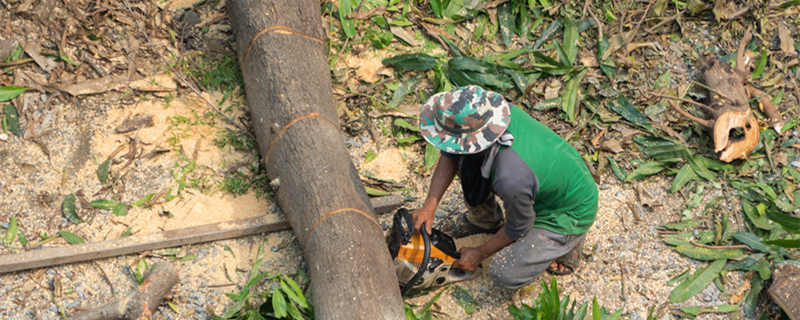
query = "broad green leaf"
xmin=562 ymin=19 xmax=578 ymax=65
xmin=62 ymin=194 xmax=82 ymax=224
xmin=281 ymin=276 xmax=309 ymax=309
xmin=280 ymin=279 xmax=309 ymax=309
xmin=743 ymin=273 xmax=763 ymax=317
xmin=731 ymin=232 xmax=772 ymax=253
xmin=96 ymin=159 xmax=111 ymax=184
xmin=3 ymin=104 xmax=22 ymax=137
xmin=18 ymin=231 xmax=27 ymax=247
xmin=667 ymin=268 xmax=691 ymax=286
xmin=533 ymin=19 xmax=561 ymax=50
xmin=135 ymin=259 xmax=148 ymax=283
xmin=132 ymin=193 xmax=155 ymax=207
xmin=364 ymin=149 xmax=377 ymax=164
xmin=424 ymin=142 xmax=440 ymax=172
xmin=272 ymin=287 xmax=288 ymax=318
xmin=388 ymin=77 xmax=420 ymax=109
xmin=669 ymin=259 xmax=726 ymax=303
xmin=671 ymin=164 xmax=697 ymax=193
xmin=338 ymin=0 xmax=357 ymax=38
xmin=675 ymin=244 xmax=744 ymax=261
xmin=742 ymin=201 xmax=775 ymax=231
xmin=59 ymin=230 xmax=85 ymax=244
xmin=382 ymin=53 xmax=437 ymax=71
xmin=451 ymin=285 xmax=477 ymax=314
xmin=562 ymin=69 xmax=587 ymax=123
xmin=394 ymin=118 xmax=419 ymax=132
xmin=766 ymin=239 xmax=800 ymax=248
xmin=396 ymin=135 xmax=421 ymax=144
xmin=679 ymin=304 xmax=738 ymax=317
xmin=624 ymin=161 xmax=665 ymax=182
xmin=532 ymin=97 xmax=561 ymax=110
xmin=609 ymin=95 xmax=651 ymax=130
xmin=5 ymin=217 xmax=17 ymax=245
xmin=752 ymin=50 xmax=767 ymax=80
xmin=91 ymin=199 xmax=128 ymax=216
xmin=497 ymin=1 xmax=514 ymax=47
xmin=606 ymin=156 xmax=627 ymax=182
xmin=663 ymin=219 xmax=700 ymax=231
xmin=766 ymin=206 xmax=800 ymax=233
xmin=0 ymin=86 xmax=26 ymax=102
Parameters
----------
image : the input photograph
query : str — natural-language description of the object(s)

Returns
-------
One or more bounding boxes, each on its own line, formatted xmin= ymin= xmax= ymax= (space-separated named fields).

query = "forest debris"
xmin=601 ymin=139 xmax=623 ymax=154
xmin=768 ymin=264 xmax=800 ymax=320
xmin=21 ymin=42 xmax=57 ymax=73
xmin=70 ymin=262 xmax=179 ymax=320
xmin=60 ymin=76 xmax=128 ymax=96
xmin=129 ymin=74 xmax=177 ymax=92
xmin=114 ymin=115 xmax=155 ymax=134
xmin=390 ymin=26 xmax=418 ymax=47
xmin=778 ymin=23 xmax=794 ymax=55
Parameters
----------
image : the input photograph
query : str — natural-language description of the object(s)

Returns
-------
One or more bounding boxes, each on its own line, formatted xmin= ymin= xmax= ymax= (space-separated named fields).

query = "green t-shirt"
xmin=503 ymin=106 xmax=598 ymax=235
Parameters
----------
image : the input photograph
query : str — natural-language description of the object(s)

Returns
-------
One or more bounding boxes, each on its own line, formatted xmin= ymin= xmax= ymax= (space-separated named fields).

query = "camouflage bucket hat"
xmin=419 ymin=85 xmax=511 ymax=154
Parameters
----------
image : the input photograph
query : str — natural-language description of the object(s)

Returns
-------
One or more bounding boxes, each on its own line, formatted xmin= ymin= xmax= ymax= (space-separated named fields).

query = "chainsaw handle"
xmin=401 ymin=222 xmax=430 ymax=296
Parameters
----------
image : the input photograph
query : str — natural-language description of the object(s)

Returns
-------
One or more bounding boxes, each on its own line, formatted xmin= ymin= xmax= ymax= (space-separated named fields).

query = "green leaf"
xmin=742 ymin=201 xmax=775 ymax=231
xmin=609 ymin=95 xmax=651 ymax=130
xmin=280 ymin=279 xmax=309 ymax=310
xmin=62 ymin=194 xmax=82 ymax=224
xmin=272 ymin=287 xmax=288 ymax=318
xmin=766 ymin=239 xmax=800 ymax=248
xmin=533 ymin=19 xmax=561 ymax=50
xmin=562 ymin=19 xmax=578 ymax=65
xmin=338 ymin=0 xmax=357 ymax=38
xmin=0 ymin=86 xmax=27 ymax=102
xmin=451 ymin=285 xmax=477 ymax=314
xmin=135 ymin=259 xmax=149 ymax=283
xmin=532 ymin=97 xmax=561 ymax=110
xmin=96 ymin=159 xmax=111 ymax=184
xmin=671 ymin=164 xmax=698 ymax=193
xmin=654 ymin=71 xmax=672 ymax=89
xmin=669 ymin=259 xmax=726 ymax=303
xmin=388 ymin=77 xmax=420 ymax=109
xmin=624 ymin=161 xmax=665 ymax=182
xmin=679 ymin=304 xmax=738 ymax=317
xmin=364 ymin=149 xmax=377 ymax=163
xmin=752 ymin=50 xmax=767 ymax=80
xmin=562 ymin=69 xmax=587 ymax=123
xmin=743 ymin=273 xmax=764 ymax=317
xmin=382 ymin=53 xmax=437 ymax=71
xmin=3 ymin=104 xmax=22 ymax=137
xmin=607 ymin=156 xmax=627 ymax=182
xmin=731 ymin=232 xmax=772 ymax=253
xmin=5 ymin=217 xmax=17 ymax=245
xmin=424 ymin=142 xmax=440 ymax=172
xmin=498 ymin=1 xmax=515 ymax=47
xmin=281 ymin=276 xmax=309 ymax=309
xmin=675 ymin=244 xmax=744 ymax=261
xmin=394 ymin=118 xmax=420 ymax=132
xmin=667 ymin=268 xmax=691 ymax=286
xmin=663 ymin=219 xmax=700 ymax=231
xmin=766 ymin=206 xmax=800 ymax=233
xmin=132 ymin=193 xmax=155 ymax=207
xmin=58 ymin=230 xmax=85 ymax=244
xmin=18 ymin=231 xmax=27 ymax=247
xmin=91 ymin=199 xmax=128 ymax=216
xmin=364 ymin=186 xmax=390 ymax=196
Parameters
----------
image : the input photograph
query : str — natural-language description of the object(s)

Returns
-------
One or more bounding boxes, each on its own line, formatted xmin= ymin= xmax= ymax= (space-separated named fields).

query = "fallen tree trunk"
xmin=227 ymin=1 xmax=404 ymax=319
xmin=69 ymin=262 xmax=178 ymax=320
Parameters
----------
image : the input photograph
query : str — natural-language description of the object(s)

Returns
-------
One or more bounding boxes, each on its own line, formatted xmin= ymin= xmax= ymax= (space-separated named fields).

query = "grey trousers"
xmin=488 ymin=228 xmax=585 ymax=289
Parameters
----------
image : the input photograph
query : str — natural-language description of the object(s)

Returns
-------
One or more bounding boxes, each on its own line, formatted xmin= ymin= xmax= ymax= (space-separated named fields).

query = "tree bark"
xmin=70 ymin=262 xmax=178 ymax=320
xmin=227 ymin=1 xmax=404 ymax=319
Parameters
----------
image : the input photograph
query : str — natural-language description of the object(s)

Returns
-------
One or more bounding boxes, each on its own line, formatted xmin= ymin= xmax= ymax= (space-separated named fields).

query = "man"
xmin=413 ymin=85 xmax=598 ymax=289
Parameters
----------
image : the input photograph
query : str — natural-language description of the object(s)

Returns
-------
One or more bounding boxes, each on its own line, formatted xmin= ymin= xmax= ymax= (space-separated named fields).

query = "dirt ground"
xmin=0 ymin=0 xmax=798 ymax=319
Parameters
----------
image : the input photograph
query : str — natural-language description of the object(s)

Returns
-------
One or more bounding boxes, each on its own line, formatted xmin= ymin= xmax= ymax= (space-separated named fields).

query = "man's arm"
xmin=453 ymin=228 xmax=513 ymax=272
xmin=412 ymin=155 xmax=457 ymax=234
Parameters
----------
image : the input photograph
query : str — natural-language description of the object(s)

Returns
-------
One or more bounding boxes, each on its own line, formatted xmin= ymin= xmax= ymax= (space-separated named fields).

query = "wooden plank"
xmin=0 ymin=196 xmax=404 ymax=274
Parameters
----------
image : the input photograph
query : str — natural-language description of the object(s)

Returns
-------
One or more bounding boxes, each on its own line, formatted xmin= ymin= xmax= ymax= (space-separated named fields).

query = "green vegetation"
xmin=510 ymin=278 xmax=622 ymax=320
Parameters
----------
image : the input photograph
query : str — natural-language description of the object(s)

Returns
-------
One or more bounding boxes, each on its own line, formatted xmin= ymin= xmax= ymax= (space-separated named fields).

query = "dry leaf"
xmin=779 ymin=23 xmax=794 ymax=55
xmin=591 ymin=128 xmax=606 ymax=147
xmin=22 ymin=42 xmax=57 ymax=73
xmin=129 ymin=74 xmax=177 ymax=92
xmin=390 ymin=26 xmax=418 ymax=47
xmin=601 ymin=139 xmax=624 ymax=154
xmin=115 ymin=115 xmax=155 ymax=134
xmin=60 ymin=76 xmax=128 ymax=96
xmin=346 ymin=54 xmax=387 ymax=84
xmin=729 ymin=278 xmax=751 ymax=305
xmin=544 ymin=79 xmax=562 ymax=100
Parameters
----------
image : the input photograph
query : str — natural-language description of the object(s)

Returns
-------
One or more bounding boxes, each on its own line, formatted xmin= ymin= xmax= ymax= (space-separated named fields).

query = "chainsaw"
xmin=387 ymin=208 xmax=477 ymax=295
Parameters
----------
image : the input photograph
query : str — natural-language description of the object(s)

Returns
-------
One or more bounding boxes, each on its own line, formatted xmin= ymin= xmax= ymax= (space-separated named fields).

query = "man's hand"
xmin=411 ymin=206 xmax=435 ymax=234
xmin=453 ymin=247 xmax=485 ymax=272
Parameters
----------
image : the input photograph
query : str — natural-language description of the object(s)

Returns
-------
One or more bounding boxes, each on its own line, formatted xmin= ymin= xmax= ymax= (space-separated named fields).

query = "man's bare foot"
xmin=547 ymin=260 xmax=574 ymax=275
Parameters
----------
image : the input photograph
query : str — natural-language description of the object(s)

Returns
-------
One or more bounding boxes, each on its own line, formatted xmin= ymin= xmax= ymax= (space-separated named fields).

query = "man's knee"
xmin=488 ymin=256 xmax=546 ymax=289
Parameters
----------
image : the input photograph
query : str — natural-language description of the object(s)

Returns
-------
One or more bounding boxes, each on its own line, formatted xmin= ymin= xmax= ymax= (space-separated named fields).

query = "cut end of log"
xmin=713 ymin=109 xmax=760 ymax=163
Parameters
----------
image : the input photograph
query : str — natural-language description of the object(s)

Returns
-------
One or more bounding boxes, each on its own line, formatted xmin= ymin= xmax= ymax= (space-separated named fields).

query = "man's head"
xmin=419 ymin=85 xmax=511 ymax=155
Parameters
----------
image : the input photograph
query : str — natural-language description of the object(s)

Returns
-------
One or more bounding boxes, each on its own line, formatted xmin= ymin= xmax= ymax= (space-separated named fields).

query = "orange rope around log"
xmin=263 ymin=112 xmax=339 ymax=166
xmin=304 ymin=208 xmax=381 ymax=247
xmin=242 ymin=25 xmax=325 ymax=71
